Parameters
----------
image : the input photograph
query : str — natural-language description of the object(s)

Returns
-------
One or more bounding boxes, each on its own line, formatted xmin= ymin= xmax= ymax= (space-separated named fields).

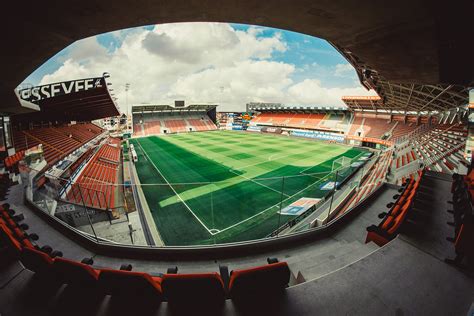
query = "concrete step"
xmin=295 ymin=241 xmax=378 ymax=282
xmin=287 ymin=239 xmax=353 ymax=272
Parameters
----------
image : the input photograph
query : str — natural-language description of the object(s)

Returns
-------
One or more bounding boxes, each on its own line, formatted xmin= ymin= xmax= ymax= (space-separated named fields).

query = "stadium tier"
xmin=11 ymin=123 xmax=103 ymax=166
xmin=66 ymin=139 xmax=120 ymax=210
xmin=132 ymin=104 xmax=217 ymax=136
xmin=390 ymin=121 xmax=419 ymax=141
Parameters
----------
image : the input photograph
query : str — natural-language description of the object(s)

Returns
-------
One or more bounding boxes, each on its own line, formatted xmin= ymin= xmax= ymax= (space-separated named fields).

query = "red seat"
xmin=98 ymin=269 xmax=163 ymax=301
xmin=52 ymin=257 xmax=100 ymax=287
xmin=20 ymin=247 xmax=54 ymax=275
xmin=0 ymin=224 xmax=23 ymax=255
xmin=161 ymin=272 xmax=225 ymax=305
xmin=229 ymin=262 xmax=290 ymax=300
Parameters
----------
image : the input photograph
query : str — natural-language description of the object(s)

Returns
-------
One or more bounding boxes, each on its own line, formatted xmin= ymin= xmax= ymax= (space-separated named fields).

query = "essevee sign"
xmin=19 ymin=77 xmax=104 ymax=103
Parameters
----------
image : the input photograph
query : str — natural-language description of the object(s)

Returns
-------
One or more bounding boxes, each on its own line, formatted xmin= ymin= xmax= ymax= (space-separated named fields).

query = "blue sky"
xmin=24 ymin=23 xmax=373 ymax=111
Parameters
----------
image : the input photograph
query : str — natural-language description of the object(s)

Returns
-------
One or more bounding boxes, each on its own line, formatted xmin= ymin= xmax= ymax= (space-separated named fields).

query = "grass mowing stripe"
xmin=136 ymin=138 xmax=214 ymax=234
xmin=228 ymin=169 xmax=290 ymax=197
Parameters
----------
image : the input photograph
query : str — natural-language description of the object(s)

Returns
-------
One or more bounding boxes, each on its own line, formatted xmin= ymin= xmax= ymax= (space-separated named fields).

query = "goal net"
xmin=331 ymin=156 xmax=352 ymax=179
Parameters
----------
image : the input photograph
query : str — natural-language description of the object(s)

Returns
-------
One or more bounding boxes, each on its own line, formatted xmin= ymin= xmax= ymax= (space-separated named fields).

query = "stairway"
xmin=287 ymin=239 xmax=378 ymax=283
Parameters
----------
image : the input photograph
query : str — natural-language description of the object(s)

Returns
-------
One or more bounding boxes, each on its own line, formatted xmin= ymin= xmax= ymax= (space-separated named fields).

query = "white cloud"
xmin=66 ymin=37 xmax=109 ymax=64
xmin=287 ymin=79 xmax=376 ymax=107
xmin=334 ymin=63 xmax=355 ymax=77
xmin=37 ymin=22 xmax=374 ymax=112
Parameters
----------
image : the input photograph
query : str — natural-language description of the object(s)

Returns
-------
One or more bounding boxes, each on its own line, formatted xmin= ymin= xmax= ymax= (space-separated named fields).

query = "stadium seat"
xmin=228 ymin=260 xmax=290 ymax=302
xmin=98 ymin=269 xmax=163 ymax=302
xmin=161 ymin=272 xmax=226 ymax=307
xmin=20 ymin=247 xmax=54 ymax=275
xmin=52 ymin=257 xmax=100 ymax=287
xmin=0 ymin=223 xmax=23 ymax=257
xmin=366 ymin=171 xmax=425 ymax=246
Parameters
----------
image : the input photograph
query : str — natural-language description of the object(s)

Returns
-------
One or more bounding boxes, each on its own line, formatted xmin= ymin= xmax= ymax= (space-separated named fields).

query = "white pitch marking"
xmin=229 ymin=169 xmax=290 ymax=197
xmin=136 ymin=139 xmax=214 ymax=235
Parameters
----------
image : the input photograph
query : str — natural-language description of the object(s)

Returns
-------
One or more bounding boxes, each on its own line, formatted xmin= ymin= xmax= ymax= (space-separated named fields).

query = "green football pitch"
xmin=130 ymin=131 xmax=367 ymax=245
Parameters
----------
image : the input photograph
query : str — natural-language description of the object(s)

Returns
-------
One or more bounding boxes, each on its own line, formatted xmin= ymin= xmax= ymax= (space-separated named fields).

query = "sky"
xmin=21 ymin=23 xmax=376 ymax=112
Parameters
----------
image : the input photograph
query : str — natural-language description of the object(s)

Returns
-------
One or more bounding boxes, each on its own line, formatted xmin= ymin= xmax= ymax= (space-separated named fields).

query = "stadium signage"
xmin=19 ymin=77 xmax=105 ymax=103
xmin=261 ymin=126 xmax=282 ymax=134
xmin=345 ymin=135 xmax=393 ymax=146
xmin=291 ymin=130 xmax=344 ymax=142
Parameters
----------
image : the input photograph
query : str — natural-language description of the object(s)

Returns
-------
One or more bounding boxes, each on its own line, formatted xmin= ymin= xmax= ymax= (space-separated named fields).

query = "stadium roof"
xmin=12 ymin=76 xmax=119 ymax=123
xmin=341 ymin=96 xmax=384 ymax=111
xmin=132 ymin=104 xmax=217 ymax=113
xmin=247 ymin=102 xmax=346 ymax=112
xmin=341 ymin=60 xmax=470 ymax=113
xmin=1 ymin=0 xmax=473 ymax=115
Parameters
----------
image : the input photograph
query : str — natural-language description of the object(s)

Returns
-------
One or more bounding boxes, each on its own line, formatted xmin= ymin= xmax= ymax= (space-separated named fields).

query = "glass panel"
xmin=22 ymin=134 xmax=376 ymax=248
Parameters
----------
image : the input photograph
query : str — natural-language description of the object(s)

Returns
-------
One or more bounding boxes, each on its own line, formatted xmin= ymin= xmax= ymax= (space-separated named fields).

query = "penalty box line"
xmin=136 ymin=140 xmax=220 ymax=235
xmin=228 ymin=169 xmax=290 ymax=198
xmin=215 ymin=167 xmax=335 ymax=236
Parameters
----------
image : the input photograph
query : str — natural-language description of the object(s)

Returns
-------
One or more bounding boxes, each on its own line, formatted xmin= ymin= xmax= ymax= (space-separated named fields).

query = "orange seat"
xmin=20 ymin=247 xmax=54 ymax=275
xmin=98 ymin=269 xmax=163 ymax=301
xmin=52 ymin=257 xmax=100 ymax=287
xmin=229 ymin=262 xmax=290 ymax=300
xmin=162 ymin=272 xmax=225 ymax=305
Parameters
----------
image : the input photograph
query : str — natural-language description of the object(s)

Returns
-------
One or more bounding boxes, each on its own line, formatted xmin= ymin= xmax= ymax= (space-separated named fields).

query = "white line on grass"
xmin=215 ymin=168 xmax=335 ymax=236
xmin=136 ymin=139 xmax=215 ymax=235
xmin=236 ymin=149 xmax=312 ymax=171
xmin=228 ymin=169 xmax=290 ymax=197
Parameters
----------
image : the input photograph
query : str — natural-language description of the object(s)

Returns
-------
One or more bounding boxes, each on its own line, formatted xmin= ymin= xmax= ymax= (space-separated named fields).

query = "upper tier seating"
xmin=347 ymin=115 xmax=367 ymax=137
xmin=390 ymin=121 xmax=419 ymax=140
xmin=12 ymin=123 xmax=103 ymax=166
xmin=318 ymin=113 xmax=349 ymax=131
xmin=363 ymin=117 xmax=396 ymax=139
xmin=251 ymin=112 xmax=325 ymax=129
xmin=411 ymin=124 xmax=467 ymax=174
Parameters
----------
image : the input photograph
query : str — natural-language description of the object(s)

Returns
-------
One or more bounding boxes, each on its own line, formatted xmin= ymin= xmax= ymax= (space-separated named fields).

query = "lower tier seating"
xmin=133 ymin=113 xmax=216 ymax=136
xmin=66 ymin=141 xmax=120 ymax=210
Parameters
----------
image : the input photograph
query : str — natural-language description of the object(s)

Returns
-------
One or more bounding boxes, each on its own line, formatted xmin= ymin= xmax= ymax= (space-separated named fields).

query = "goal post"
xmin=331 ymin=156 xmax=352 ymax=178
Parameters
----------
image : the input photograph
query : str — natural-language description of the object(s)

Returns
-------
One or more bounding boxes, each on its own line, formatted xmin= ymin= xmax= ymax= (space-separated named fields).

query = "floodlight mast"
xmin=125 ymin=83 xmax=131 ymax=129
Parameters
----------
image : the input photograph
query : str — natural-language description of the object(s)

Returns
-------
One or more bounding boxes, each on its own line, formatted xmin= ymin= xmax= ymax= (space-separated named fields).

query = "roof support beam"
xmin=418 ymin=85 xmax=454 ymax=111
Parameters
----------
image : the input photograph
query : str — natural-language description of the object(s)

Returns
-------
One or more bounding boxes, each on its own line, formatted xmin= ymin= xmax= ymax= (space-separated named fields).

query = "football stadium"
xmin=0 ymin=1 xmax=473 ymax=315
